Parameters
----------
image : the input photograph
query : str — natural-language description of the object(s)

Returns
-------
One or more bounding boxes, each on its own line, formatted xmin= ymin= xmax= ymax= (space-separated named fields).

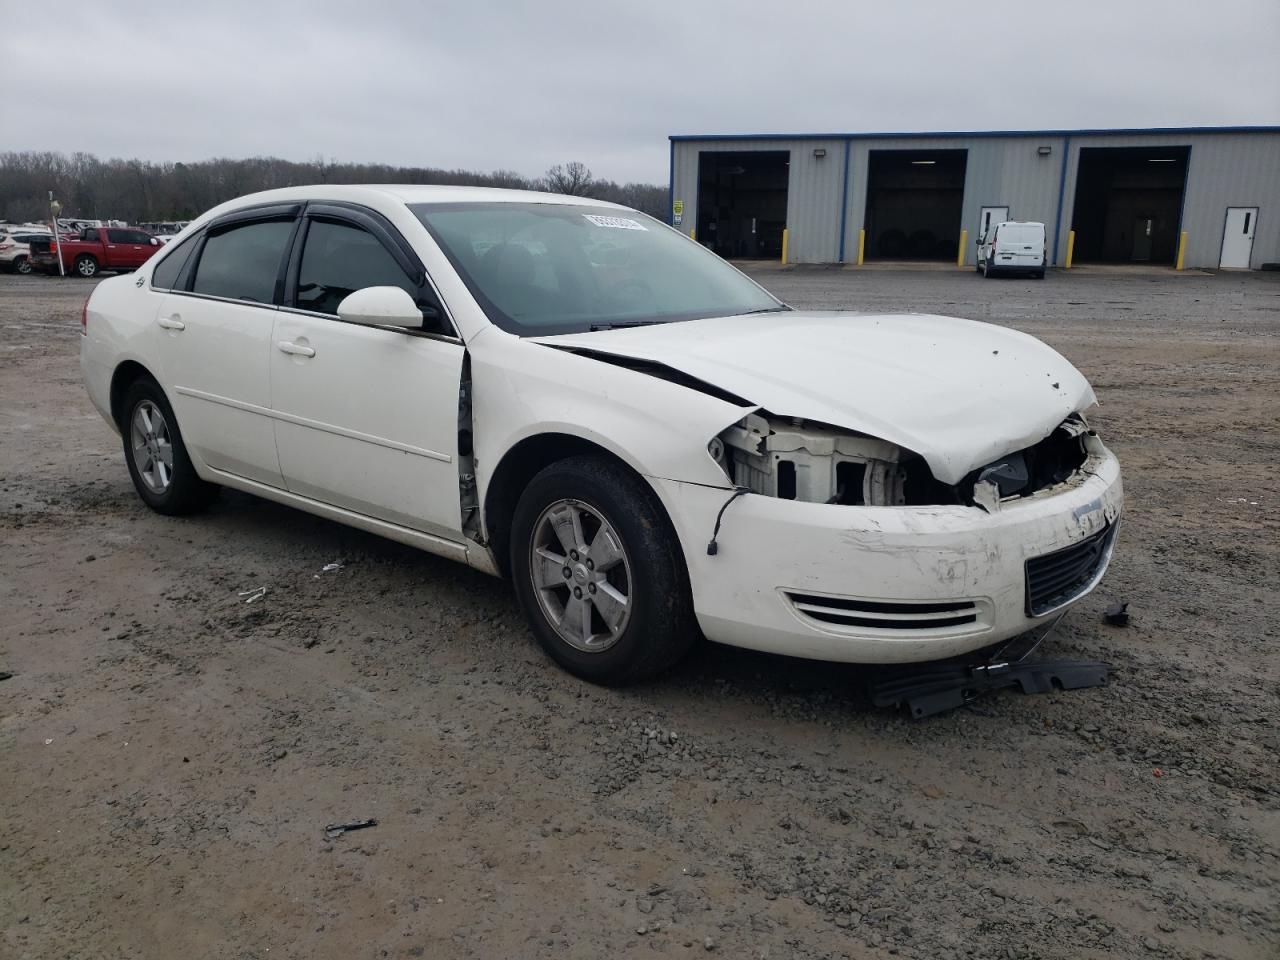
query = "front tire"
xmin=510 ymin=455 xmax=696 ymax=685
xmin=120 ymin=378 xmax=219 ymax=515
xmin=982 ymin=259 xmax=994 ymax=278
xmin=75 ymin=255 xmax=99 ymax=278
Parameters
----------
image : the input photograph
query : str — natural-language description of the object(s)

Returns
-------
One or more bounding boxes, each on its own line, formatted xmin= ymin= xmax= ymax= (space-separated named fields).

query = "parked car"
xmin=0 ymin=226 xmax=52 ymax=274
xmin=978 ymin=221 xmax=1047 ymax=278
xmin=80 ymin=186 xmax=1122 ymax=684
xmin=30 ymin=226 xmax=163 ymax=277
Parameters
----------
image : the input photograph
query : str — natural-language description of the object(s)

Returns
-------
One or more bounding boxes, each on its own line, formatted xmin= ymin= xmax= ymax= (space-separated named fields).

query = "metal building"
xmin=668 ymin=126 xmax=1280 ymax=270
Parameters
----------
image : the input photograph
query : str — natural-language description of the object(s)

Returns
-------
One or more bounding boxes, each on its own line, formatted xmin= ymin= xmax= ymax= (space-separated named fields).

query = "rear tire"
xmin=510 ymin=455 xmax=696 ymax=685
xmin=15 ymin=256 xmax=32 ymax=275
xmin=1034 ymin=268 xmax=1046 ymax=279
xmin=120 ymin=378 xmax=219 ymax=515
xmin=74 ymin=255 xmax=99 ymax=278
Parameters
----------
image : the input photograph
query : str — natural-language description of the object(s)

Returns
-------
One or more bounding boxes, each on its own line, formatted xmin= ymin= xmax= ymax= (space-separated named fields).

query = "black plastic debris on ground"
xmin=869 ymin=659 xmax=1110 ymax=720
xmin=324 ymin=818 xmax=378 ymax=840
xmin=1104 ymin=601 xmax=1131 ymax=626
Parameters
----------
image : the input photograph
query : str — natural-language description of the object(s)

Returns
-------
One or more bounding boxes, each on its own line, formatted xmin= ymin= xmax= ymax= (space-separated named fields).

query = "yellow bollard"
xmin=781 ymin=228 xmax=789 ymax=265
xmin=690 ymin=228 xmax=695 ymax=242
xmin=1176 ymin=231 xmax=1188 ymax=271
xmin=1065 ymin=231 xmax=1076 ymax=270
xmin=957 ymin=229 xmax=967 ymax=268
xmin=856 ymin=229 xmax=866 ymax=266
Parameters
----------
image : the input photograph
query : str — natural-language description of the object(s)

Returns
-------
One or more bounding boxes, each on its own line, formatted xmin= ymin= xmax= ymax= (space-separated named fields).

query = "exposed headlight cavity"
xmin=714 ymin=412 xmax=1097 ymax=509
xmin=716 ymin=413 xmax=907 ymax=505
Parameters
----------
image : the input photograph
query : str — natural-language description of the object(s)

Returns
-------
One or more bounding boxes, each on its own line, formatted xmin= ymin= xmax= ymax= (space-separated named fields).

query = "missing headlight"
xmin=717 ymin=413 xmax=907 ymax=506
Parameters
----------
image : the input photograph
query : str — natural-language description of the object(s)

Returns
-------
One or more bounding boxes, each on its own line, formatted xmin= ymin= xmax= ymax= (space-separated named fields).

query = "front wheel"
xmin=982 ymin=259 xmax=994 ymax=278
xmin=510 ymin=456 xmax=696 ymax=685
xmin=120 ymin=378 xmax=219 ymax=515
xmin=75 ymin=255 xmax=99 ymax=278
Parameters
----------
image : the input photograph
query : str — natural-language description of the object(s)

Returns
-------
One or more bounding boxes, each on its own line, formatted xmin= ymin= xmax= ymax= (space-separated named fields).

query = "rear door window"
xmin=998 ymin=225 xmax=1043 ymax=245
xmin=295 ymin=219 xmax=418 ymax=315
xmin=192 ymin=219 xmax=294 ymax=304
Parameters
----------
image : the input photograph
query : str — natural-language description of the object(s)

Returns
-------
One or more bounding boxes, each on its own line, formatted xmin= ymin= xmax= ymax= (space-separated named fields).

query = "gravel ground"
xmin=2 ymin=267 xmax=1277 ymax=960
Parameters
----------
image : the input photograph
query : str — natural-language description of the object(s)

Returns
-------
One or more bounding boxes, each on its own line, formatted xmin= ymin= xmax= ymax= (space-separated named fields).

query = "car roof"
xmin=210 ymin=184 xmax=627 ymax=214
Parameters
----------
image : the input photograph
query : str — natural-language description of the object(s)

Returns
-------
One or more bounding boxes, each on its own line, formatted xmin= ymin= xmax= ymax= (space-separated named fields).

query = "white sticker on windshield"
xmin=583 ymin=214 xmax=648 ymax=231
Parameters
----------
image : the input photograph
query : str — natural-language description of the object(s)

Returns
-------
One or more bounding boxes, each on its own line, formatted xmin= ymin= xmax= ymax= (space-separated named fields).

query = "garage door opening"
xmin=696 ymin=151 xmax=789 ymax=259
xmin=864 ymin=149 xmax=967 ymax=260
xmin=1070 ymin=146 xmax=1189 ymax=264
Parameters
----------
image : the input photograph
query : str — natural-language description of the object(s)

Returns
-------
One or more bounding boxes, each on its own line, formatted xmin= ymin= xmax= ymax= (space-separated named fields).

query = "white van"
xmin=977 ymin=221 xmax=1046 ymax=279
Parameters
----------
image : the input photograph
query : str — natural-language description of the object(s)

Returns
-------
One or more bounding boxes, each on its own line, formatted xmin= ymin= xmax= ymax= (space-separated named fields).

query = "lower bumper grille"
xmin=1025 ymin=522 xmax=1117 ymax=616
xmin=785 ymin=594 xmax=981 ymax=631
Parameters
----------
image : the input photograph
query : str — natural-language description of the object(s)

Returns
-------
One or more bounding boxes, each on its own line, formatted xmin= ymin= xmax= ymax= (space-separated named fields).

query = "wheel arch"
xmin=482 ymin=432 xmax=671 ymax=579
xmin=109 ymin=360 xmax=158 ymax=430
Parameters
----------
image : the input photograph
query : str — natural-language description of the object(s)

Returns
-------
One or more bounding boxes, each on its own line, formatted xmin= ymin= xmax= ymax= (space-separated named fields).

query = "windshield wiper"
xmin=588 ymin=320 xmax=665 ymax=331
xmin=739 ymin=306 xmax=790 ymax=315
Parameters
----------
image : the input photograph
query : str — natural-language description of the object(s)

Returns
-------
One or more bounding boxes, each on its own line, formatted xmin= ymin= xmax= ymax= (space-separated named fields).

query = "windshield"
xmin=411 ymin=202 xmax=784 ymax=335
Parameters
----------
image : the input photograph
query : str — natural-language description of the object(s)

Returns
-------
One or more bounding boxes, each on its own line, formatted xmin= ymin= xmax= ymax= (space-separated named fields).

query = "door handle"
xmin=157 ymin=316 xmax=185 ymax=330
xmin=277 ymin=340 xmax=316 ymax=358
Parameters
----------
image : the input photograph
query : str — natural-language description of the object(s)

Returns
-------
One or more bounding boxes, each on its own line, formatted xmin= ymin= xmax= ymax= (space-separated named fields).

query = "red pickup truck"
xmin=30 ymin=226 xmax=163 ymax=278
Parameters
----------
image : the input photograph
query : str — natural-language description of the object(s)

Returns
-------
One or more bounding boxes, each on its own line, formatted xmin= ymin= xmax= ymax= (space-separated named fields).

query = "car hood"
xmin=533 ymin=311 xmax=1097 ymax=485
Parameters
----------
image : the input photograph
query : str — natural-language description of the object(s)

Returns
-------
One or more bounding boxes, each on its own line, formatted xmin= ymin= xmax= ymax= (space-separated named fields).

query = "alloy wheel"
xmin=529 ymin=498 xmax=633 ymax=652
xmin=130 ymin=400 xmax=174 ymax=494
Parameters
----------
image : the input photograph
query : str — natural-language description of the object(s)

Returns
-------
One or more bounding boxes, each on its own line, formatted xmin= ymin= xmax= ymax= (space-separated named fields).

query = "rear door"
xmin=269 ymin=205 xmax=465 ymax=540
xmin=995 ymin=224 xmax=1045 ymax=268
xmin=152 ymin=206 xmax=300 ymax=487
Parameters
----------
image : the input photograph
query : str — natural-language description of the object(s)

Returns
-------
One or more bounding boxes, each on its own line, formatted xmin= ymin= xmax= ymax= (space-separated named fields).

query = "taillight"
xmin=0 ymin=243 xmax=11 ymax=251
xmin=80 ymin=297 xmax=89 ymax=336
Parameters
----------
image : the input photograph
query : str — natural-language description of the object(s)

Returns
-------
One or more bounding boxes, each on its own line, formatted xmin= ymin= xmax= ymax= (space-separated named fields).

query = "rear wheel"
xmin=120 ymin=378 xmax=219 ymax=515
xmin=14 ymin=256 xmax=31 ymax=275
xmin=74 ymin=255 xmax=99 ymax=278
xmin=510 ymin=455 xmax=696 ymax=685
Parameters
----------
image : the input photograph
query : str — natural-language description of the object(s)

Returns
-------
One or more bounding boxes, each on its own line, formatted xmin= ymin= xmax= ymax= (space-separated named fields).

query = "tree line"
xmin=0 ymin=152 xmax=668 ymax=225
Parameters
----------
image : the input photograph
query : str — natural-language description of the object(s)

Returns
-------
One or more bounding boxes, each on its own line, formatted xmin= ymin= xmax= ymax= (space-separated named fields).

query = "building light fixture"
xmin=910 ymin=160 xmax=936 ymax=165
xmin=1037 ymin=145 xmax=1052 ymax=156
xmin=813 ymin=148 xmax=827 ymax=158
xmin=1148 ymin=158 xmax=1178 ymax=162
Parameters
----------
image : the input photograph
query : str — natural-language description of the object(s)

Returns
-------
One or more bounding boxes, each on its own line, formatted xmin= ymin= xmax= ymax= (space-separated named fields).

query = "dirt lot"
xmin=2 ymin=267 xmax=1277 ymax=960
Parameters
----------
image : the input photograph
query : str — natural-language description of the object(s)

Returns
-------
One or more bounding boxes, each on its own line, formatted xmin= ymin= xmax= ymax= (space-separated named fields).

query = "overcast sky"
xmin=4 ymin=0 xmax=1278 ymax=184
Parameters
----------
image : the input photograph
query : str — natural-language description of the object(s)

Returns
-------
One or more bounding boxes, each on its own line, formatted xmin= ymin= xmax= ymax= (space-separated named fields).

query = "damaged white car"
xmin=80 ymin=186 xmax=1122 ymax=684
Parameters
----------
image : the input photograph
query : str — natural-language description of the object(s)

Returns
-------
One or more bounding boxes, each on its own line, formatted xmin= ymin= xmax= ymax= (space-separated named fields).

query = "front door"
xmin=977 ymin=206 xmax=1008 ymax=263
xmin=154 ymin=215 xmax=297 ymax=487
xmin=1219 ymin=207 xmax=1258 ymax=269
xmin=106 ymin=228 xmax=153 ymax=269
xmin=269 ymin=214 xmax=465 ymax=541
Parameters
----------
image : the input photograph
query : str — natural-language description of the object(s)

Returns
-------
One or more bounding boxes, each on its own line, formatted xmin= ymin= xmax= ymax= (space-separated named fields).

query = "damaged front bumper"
xmin=651 ymin=447 xmax=1123 ymax=664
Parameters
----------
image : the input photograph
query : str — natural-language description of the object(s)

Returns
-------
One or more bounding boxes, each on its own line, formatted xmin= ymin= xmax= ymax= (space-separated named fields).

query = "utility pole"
xmin=49 ymin=192 xmax=65 ymax=277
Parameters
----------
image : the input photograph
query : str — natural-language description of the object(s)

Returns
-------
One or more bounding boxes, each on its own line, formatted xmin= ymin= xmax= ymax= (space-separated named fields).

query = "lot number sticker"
xmin=583 ymin=215 xmax=647 ymax=231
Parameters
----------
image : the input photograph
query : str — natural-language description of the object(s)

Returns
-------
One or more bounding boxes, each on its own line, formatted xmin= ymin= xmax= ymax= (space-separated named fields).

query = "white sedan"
xmin=80 ymin=186 xmax=1122 ymax=684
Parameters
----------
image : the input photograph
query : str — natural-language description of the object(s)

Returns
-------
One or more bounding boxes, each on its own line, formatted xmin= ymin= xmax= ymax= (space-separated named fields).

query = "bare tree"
xmin=0 ymin=151 xmax=668 ymax=224
xmin=541 ymin=161 xmax=594 ymax=196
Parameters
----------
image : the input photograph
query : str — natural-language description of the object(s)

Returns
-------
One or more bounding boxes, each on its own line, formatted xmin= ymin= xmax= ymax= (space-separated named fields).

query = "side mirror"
xmin=150 ymin=237 xmax=159 ymax=246
xmin=337 ymin=286 xmax=424 ymax=329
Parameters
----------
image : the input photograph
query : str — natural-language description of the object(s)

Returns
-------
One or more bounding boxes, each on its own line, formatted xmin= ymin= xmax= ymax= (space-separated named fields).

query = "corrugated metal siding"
xmin=673 ymin=130 xmax=1280 ymax=268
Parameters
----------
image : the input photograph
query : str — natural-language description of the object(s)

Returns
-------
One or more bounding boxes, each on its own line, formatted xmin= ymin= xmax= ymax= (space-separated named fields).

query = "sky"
xmin=3 ymin=0 xmax=1278 ymax=184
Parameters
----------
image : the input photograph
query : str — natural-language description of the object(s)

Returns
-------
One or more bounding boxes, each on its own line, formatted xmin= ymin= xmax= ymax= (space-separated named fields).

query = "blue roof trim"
xmin=669 ymin=125 xmax=1280 ymax=143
